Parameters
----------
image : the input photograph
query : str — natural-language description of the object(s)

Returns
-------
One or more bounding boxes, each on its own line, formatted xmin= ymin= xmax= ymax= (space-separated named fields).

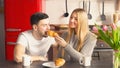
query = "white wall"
xmin=45 ymin=0 xmax=116 ymax=25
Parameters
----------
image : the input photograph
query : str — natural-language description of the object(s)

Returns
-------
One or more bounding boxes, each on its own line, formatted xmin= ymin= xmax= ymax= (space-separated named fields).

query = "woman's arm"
xmin=55 ymin=32 xmax=97 ymax=61
xmin=64 ymin=37 xmax=97 ymax=61
xmin=54 ymin=35 xmax=83 ymax=60
xmin=80 ymin=37 xmax=97 ymax=57
xmin=64 ymin=44 xmax=84 ymax=60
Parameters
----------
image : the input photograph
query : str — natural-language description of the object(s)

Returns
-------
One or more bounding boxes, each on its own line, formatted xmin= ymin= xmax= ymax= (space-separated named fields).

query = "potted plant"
xmin=93 ymin=23 xmax=120 ymax=68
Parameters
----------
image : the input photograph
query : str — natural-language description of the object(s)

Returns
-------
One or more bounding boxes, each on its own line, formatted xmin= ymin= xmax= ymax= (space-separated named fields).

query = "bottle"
xmin=113 ymin=11 xmax=119 ymax=24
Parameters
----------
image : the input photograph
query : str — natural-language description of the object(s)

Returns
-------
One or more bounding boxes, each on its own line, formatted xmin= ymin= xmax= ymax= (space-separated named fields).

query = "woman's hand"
xmin=54 ymin=35 xmax=67 ymax=47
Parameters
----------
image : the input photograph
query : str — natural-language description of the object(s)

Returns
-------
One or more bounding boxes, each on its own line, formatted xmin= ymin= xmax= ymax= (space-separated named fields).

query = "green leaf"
xmin=95 ymin=24 xmax=120 ymax=50
xmin=98 ymin=29 xmax=114 ymax=47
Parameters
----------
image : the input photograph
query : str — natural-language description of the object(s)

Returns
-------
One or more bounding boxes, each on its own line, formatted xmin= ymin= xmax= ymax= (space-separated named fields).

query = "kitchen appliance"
xmin=4 ymin=0 xmax=43 ymax=60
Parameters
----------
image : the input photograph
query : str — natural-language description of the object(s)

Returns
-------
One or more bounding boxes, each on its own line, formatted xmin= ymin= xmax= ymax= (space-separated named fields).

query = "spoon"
xmin=88 ymin=0 xmax=92 ymax=19
xmin=100 ymin=1 xmax=106 ymax=21
xmin=83 ymin=0 xmax=84 ymax=9
xmin=64 ymin=0 xmax=69 ymax=17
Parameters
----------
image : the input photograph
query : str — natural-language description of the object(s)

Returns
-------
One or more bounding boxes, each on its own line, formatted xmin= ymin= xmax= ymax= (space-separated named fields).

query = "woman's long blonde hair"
xmin=62 ymin=8 xmax=89 ymax=57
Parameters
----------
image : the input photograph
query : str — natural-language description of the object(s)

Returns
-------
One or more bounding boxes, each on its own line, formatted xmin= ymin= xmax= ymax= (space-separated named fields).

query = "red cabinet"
xmin=4 ymin=0 xmax=44 ymax=60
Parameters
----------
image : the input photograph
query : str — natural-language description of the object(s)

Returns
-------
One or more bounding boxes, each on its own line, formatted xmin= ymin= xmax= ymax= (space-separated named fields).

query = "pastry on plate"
xmin=55 ymin=58 xmax=65 ymax=66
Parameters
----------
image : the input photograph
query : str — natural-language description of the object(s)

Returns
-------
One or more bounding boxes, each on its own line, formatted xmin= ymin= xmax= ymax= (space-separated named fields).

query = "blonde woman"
xmin=55 ymin=8 xmax=97 ymax=62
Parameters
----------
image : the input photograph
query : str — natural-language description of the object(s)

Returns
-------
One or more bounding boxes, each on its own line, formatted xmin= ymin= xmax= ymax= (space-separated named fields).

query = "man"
xmin=14 ymin=12 xmax=57 ymax=63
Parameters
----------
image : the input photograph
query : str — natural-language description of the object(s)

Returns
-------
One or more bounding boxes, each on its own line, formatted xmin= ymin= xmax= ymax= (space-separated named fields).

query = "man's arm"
xmin=14 ymin=44 xmax=26 ymax=63
xmin=14 ymin=44 xmax=48 ymax=63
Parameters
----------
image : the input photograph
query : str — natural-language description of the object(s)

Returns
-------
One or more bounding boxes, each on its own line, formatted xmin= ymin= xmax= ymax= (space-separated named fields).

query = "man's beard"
xmin=42 ymin=35 xmax=48 ymax=37
xmin=37 ymin=31 xmax=48 ymax=38
xmin=42 ymin=31 xmax=48 ymax=37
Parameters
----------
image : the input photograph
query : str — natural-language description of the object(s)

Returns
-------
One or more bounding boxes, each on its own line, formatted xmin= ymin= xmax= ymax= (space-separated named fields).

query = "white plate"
xmin=42 ymin=61 xmax=60 ymax=68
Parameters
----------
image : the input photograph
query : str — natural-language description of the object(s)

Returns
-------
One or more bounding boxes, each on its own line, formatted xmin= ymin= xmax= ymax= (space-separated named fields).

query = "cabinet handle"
xmin=100 ymin=44 xmax=104 ymax=47
xmin=6 ymin=28 xmax=21 ymax=32
xmin=7 ymin=42 xmax=16 ymax=45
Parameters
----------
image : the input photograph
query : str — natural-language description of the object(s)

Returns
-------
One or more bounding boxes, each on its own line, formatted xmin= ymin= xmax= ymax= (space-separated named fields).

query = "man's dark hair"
xmin=30 ymin=12 xmax=49 ymax=25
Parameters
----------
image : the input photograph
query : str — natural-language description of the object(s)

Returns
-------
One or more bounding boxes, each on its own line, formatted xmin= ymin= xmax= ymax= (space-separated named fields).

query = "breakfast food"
xmin=53 ymin=32 xmax=59 ymax=37
xmin=55 ymin=58 xmax=65 ymax=66
xmin=47 ymin=30 xmax=59 ymax=37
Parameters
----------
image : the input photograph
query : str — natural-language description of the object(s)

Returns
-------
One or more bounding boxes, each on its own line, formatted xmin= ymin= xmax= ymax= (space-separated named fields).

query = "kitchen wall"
xmin=45 ymin=0 xmax=116 ymax=25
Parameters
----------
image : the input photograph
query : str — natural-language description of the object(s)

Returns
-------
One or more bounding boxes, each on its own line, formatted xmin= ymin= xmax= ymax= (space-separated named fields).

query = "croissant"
xmin=55 ymin=58 xmax=65 ymax=66
xmin=47 ymin=30 xmax=59 ymax=37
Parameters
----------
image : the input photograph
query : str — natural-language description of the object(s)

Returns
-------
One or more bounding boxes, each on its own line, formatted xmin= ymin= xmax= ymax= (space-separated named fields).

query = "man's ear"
xmin=32 ymin=24 xmax=37 ymax=31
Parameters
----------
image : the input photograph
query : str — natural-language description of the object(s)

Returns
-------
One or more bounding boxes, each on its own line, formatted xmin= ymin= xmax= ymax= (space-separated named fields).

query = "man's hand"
xmin=31 ymin=56 xmax=48 ymax=62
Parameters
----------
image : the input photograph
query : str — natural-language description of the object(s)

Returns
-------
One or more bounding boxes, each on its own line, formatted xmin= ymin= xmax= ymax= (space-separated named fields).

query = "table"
xmin=0 ymin=60 xmax=113 ymax=68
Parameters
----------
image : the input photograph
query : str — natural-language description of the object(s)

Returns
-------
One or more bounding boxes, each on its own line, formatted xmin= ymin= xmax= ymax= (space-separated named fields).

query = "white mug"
xmin=79 ymin=56 xmax=91 ymax=66
xmin=22 ymin=55 xmax=32 ymax=66
xmin=83 ymin=56 xmax=91 ymax=66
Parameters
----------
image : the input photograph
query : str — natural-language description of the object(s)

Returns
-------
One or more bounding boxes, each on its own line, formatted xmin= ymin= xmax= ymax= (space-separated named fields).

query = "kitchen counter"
xmin=0 ymin=58 xmax=113 ymax=68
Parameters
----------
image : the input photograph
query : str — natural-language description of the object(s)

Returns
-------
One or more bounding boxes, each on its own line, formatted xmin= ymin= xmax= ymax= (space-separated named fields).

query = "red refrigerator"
xmin=4 ymin=0 xmax=44 ymax=60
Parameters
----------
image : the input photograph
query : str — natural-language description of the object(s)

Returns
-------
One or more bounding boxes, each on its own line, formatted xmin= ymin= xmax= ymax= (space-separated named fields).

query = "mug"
xmin=79 ymin=56 xmax=91 ymax=66
xmin=22 ymin=55 xmax=32 ymax=66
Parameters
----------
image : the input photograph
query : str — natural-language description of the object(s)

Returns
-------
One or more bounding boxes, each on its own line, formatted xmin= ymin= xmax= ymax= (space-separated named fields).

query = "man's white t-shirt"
xmin=16 ymin=30 xmax=55 ymax=57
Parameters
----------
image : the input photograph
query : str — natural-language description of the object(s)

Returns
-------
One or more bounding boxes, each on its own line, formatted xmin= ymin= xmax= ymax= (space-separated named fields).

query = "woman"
xmin=55 ymin=8 xmax=97 ymax=63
